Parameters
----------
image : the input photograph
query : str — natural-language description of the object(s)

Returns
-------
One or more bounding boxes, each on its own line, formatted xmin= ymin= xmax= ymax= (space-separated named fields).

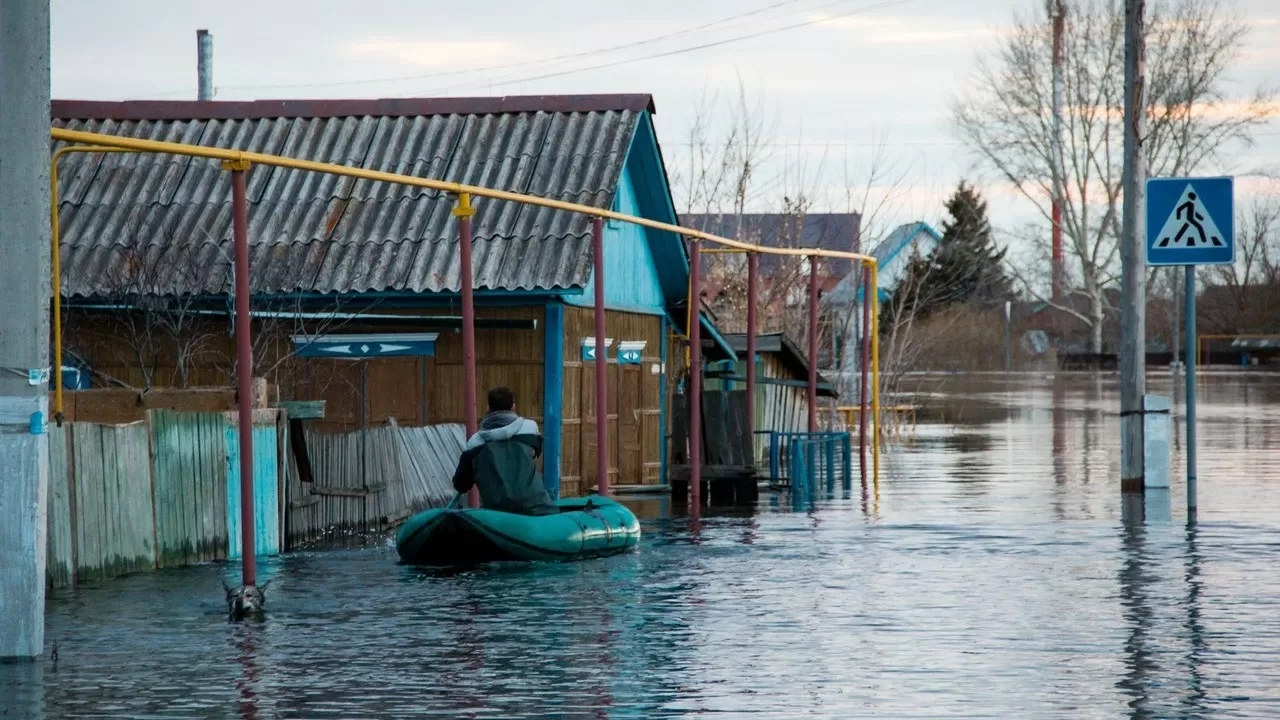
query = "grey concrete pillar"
xmin=0 ymin=0 xmax=53 ymax=660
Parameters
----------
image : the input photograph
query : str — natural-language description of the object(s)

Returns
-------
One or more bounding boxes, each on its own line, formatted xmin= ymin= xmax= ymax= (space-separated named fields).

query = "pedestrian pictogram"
xmin=1154 ymin=186 xmax=1224 ymax=249
xmin=1146 ymin=176 xmax=1234 ymax=267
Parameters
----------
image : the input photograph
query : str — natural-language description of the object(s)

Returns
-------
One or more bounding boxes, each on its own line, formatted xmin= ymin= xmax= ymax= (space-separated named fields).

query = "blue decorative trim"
xmin=542 ymin=302 xmax=564 ymax=500
xmin=293 ymin=332 xmax=438 ymax=359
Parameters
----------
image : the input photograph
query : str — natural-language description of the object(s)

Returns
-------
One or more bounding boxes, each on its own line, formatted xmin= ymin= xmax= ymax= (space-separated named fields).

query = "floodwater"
xmin=5 ymin=373 xmax=1280 ymax=719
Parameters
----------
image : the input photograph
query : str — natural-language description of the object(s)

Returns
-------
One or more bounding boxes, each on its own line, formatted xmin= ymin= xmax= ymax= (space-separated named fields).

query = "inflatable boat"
xmin=395 ymin=495 xmax=641 ymax=567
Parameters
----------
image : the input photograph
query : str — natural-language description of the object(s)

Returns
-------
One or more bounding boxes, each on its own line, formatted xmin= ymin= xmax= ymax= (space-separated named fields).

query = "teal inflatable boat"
xmin=395 ymin=495 xmax=641 ymax=567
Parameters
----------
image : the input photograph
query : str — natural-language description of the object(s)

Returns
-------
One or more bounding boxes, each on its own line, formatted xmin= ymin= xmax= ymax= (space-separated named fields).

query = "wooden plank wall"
xmin=150 ymin=411 xmax=231 ymax=568
xmin=44 ymin=411 xmax=289 ymax=588
xmin=226 ymin=410 xmax=284 ymax=558
xmin=46 ymin=425 xmax=75 ymax=588
xmin=560 ymin=307 xmax=663 ymax=496
xmin=284 ymin=423 xmax=462 ymax=547
xmin=43 ymin=421 xmax=157 ymax=584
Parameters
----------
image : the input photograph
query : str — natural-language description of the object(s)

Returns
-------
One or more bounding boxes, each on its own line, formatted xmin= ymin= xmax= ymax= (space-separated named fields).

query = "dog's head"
xmin=223 ymin=580 xmax=270 ymax=620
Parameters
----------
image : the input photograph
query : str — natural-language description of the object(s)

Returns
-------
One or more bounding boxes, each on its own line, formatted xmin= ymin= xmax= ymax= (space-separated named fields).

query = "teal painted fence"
xmin=225 ymin=414 xmax=282 ymax=558
xmin=151 ymin=411 xmax=229 ymax=568
xmin=45 ymin=410 xmax=286 ymax=588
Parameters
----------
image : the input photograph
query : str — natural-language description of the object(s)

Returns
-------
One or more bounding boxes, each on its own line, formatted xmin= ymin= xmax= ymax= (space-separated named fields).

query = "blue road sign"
xmin=618 ymin=348 xmax=642 ymax=364
xmin=1146 ymin=176 xmax=1234 ymax=266
xmin=581 ymin=344 xmax=598 ymax=361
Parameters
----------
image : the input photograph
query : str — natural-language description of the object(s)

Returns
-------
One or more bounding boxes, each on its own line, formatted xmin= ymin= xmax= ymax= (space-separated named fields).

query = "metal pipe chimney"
xmin=197 ymin=29 xmax=213 ymax=100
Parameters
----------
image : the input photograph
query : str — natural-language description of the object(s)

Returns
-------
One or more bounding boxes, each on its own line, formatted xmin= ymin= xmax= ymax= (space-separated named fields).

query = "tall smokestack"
xmin=197 ymin=29 xmax=213 ymax=101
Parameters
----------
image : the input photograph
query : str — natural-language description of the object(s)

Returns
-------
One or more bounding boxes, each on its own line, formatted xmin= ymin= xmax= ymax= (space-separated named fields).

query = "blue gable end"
xmin=572 ymin=166 xmax=666 ymax=313
xmin=569 ymin=111 xmax=687 ymax=315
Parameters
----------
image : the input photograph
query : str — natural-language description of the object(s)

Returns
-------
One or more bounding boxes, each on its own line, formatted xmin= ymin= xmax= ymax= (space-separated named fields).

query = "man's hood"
xmin=465 ymin=412 xmax=540 ymax=450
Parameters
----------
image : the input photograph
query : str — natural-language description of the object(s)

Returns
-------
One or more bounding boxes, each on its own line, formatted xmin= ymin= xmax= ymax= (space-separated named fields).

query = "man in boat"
xmin=451 ymin=386 xmax=559 ymax=516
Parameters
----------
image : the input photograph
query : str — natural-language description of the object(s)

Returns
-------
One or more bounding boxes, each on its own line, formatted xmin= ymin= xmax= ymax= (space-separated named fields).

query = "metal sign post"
xmin=1146 ymin=176 xmax=1234 ymax=517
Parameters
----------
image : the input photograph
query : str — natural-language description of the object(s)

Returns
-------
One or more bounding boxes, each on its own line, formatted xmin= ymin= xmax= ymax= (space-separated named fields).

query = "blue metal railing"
xmin=767 ymin=432 xmax=852 ymax=485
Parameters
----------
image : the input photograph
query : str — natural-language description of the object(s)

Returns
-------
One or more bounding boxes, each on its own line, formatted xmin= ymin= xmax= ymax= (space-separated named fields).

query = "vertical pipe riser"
xmin=807 ymin=256 xmax=819 ymax=434
xmin=593 ymin=218 xmax=609 ymax=496
xmin=688 ymin=240 xmax=702 ymax=508
xmin=456 ymin=195 xmax=479 ymax=508
xmin=859 ymin=265 xmax=872 ymax=474
xmin=746 ymin=254 xmax=758 ymax=458
xmin=231 ymin=169 xmax=255 ymax=586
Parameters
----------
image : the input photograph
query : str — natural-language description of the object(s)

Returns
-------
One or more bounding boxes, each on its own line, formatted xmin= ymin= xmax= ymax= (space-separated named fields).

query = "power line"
xmin=140 ymin=0 xmax=819 ymax=98
xmin=417 ymin=0 xmax=916 ymax=95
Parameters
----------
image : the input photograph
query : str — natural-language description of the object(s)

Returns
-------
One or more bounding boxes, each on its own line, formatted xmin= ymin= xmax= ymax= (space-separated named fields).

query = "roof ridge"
xmin=52 ymin=95 xmax=656 ymax=121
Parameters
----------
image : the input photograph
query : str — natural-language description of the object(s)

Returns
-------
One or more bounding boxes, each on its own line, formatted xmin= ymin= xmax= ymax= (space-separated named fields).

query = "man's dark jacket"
xmin=451 ymin=411 xmax=558 ymax=516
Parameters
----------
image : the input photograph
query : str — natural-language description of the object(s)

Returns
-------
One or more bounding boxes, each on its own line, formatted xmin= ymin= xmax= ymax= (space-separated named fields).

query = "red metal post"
xmin=688 ymin=240 xmax=702 ymax=508
xmin=859 ymin=265 xmax=872 ymax=476
xmin=230 ymin=164 xmax=256 ymax=587
xmin=807 ymin=255 xmax=820 ymax=434
xmin=593 ymin=217 xmax=609 ymax=496
xmin=455 ymin=194 xmax=479 ymax=508
xmin=1051 ymin=1 xmax=1065 ymax=302
xmin=745 ymin=253 xmax=758 ymax=458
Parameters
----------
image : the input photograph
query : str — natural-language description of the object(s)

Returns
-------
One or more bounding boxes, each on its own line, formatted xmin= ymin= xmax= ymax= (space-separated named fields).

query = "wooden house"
xmin=51 ymin=94 xmax=720 ymax=496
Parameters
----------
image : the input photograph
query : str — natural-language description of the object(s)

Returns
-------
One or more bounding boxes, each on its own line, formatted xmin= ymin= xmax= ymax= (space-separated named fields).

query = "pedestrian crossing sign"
xmin=1146 ymin=176 xmax=1234 ymax=266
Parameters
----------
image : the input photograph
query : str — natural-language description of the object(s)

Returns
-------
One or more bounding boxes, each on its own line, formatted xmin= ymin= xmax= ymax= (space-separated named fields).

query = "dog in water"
xmin=223 ymin=580 xmax=270 ymax=621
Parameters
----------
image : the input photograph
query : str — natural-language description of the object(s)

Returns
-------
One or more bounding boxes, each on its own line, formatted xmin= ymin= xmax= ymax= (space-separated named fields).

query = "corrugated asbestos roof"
xmin=51 ymin=95 xmax=655 ymax=298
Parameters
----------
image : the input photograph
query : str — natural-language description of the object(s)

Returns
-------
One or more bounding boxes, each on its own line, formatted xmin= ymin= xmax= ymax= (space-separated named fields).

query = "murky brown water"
xmin=4 ymin=373 xmax=1280 ymax=718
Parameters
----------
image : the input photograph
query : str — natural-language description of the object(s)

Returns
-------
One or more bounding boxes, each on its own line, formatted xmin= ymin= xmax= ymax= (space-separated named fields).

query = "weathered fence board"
xmin=226 ymin=413 xmax=282 ymax=558
xmin=284 ymin=423 xmax=461 ymax=547
xmin=45 ymin=425 xmax=75 ymax=588
xmin=67 ymin=422 xmax=154 ymax=581
xmin=150 ymin=411 xmax=228 ymax=568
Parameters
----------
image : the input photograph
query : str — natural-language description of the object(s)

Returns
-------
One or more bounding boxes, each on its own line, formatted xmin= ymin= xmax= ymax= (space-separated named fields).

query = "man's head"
xmin=487 ymin=386 xmax=515 ymax=412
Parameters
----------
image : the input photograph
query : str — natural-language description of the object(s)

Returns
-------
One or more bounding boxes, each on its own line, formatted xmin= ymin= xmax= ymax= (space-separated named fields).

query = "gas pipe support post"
xmin=688 ymin=238 xmax=702 ymax=508
xmin=454 ymin=193 xmax=480 ymax=508
xmin=746 ymin=252 xmax=758 ymax=453
xmin=807 ymin=254 xmax=820 ymax=434
xmin=592 ymin=217 xmax=609 ymax=496
xmin=224 ymin=158 xmax=256 ymax=587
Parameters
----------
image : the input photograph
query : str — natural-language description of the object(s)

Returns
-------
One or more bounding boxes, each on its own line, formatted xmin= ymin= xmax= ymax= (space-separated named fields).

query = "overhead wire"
xmin=417 ymin=0 xmax=917 ymax=95
xmin=135 ymin=0 xmax=822 ymax=98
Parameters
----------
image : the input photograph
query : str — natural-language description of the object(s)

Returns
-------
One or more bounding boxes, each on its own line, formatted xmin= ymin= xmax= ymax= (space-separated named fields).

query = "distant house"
xmin=825 ymin=222 xmax=943 ymax=381
xmin=52 ymin=94 xmax=697 ymax=495
xmin=706 ymin=332 xmax=838 ymax=465
xmin=681 ymin=212 xmax=862 ymax=275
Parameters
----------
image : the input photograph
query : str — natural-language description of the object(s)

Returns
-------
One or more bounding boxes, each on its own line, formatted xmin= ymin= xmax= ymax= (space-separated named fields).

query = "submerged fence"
xmin=45 ymin=410 xmax=461 ymax=587
xmin=771 ymin=431 xmax=854 ymax=508
xmin=285 ymin=421 xmax=461 ymax=547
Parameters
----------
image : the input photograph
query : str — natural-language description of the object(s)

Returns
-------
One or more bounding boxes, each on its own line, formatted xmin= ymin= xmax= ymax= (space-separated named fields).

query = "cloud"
xmin=345 ymin=38 xmax=523 ymax=68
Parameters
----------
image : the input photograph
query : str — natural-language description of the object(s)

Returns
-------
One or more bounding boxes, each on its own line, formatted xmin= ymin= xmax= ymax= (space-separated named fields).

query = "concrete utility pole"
xmin=0 ymin=0 xmax=53 ymax=660
xmin=197 ymin=29 xmax=213 ymax=101
xmin=1120 ymin=0 xmax=1148 ymax=493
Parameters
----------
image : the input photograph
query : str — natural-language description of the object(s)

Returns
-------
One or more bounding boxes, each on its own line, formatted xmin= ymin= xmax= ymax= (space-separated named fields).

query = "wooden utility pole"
xmin=1120 ymin=0 xmax=1148 ymax=492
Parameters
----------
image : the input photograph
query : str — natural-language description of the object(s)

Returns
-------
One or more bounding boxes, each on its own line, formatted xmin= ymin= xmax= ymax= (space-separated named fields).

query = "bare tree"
xmin=65 ymin=235 xmax=221 ymax=390
xmin=954 ymin=0 xmax=1275 ymax=352
xmin=1200 ymin=189 xmax=1280 ymax=333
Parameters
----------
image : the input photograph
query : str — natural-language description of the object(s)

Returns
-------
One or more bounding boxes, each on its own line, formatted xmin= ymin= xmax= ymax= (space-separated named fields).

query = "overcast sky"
xmin=50 ymin=0 xmax=1280 ymax=252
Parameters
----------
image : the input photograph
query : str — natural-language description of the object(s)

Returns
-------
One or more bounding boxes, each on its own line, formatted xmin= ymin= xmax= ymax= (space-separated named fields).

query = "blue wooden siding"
xmin=224 ymin=423 xmax=282 ymax=558
xmin=570 ymin=166 xmax=667 ymax=314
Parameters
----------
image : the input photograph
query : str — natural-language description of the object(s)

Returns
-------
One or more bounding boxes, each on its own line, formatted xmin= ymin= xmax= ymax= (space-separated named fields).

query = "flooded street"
xmin=5 ymin=373 xmax=1280 ymax=718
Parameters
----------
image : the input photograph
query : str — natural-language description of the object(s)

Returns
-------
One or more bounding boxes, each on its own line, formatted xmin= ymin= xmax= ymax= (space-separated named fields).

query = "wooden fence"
xmin=285 ymin=421 xmax=462 ymax=547
xmin=45 ymin=410 xmax=285 ymax=588
xmin=45 ymin=411 xmax=462 ymax=586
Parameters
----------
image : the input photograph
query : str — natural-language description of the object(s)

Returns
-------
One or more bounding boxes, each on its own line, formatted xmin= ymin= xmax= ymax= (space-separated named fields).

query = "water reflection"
xmin=1118 ymin=495 xmax=1158 ymax=718
xmin=7 ymin=374 xmax=1280 ymax=718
